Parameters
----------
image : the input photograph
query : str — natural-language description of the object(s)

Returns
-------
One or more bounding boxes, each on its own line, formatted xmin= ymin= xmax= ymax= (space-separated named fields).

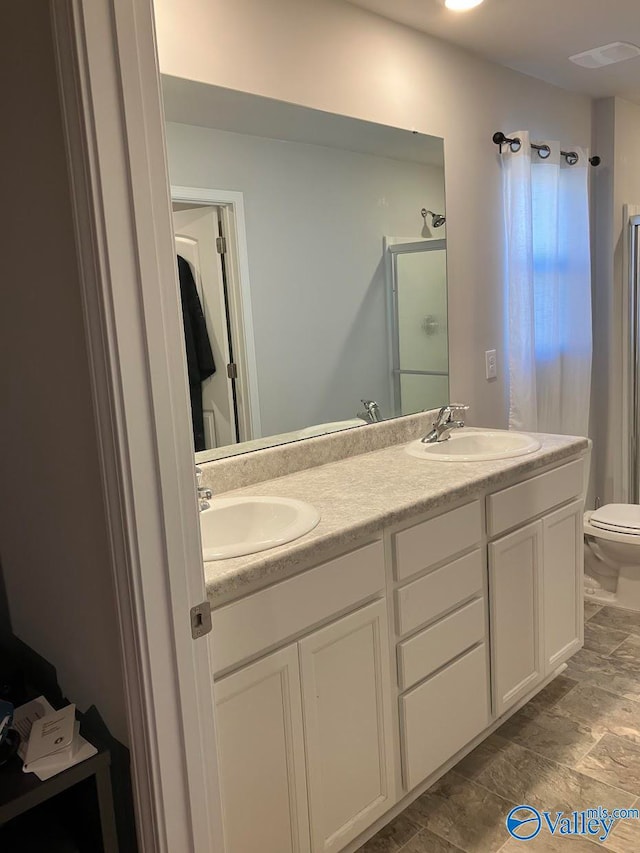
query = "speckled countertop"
xmin=205 ymin=432 xmax=590 ymax=607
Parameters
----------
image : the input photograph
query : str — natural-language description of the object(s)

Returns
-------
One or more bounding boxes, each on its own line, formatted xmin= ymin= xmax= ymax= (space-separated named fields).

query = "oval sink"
xmin=200 ymin=496 xmax=320 ymax=560
xmin=405 ymin=429 xmax=541 ymax=462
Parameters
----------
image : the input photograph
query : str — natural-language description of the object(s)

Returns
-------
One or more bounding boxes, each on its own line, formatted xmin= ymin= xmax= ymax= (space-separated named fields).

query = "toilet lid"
xmin=590 ymin=503 xmax=640 ymax=535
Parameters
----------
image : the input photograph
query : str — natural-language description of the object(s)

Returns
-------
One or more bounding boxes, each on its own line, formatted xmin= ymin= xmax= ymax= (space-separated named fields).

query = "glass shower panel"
xmin=629 ymin=214 xmax=640 ymax=503
xmin=394 ymin=246 xmax=448 ymax=415
xmin=396 ymin=249 xmax=448 ymax=374
xmin=399 ymin=374 xmax=449 ymax=416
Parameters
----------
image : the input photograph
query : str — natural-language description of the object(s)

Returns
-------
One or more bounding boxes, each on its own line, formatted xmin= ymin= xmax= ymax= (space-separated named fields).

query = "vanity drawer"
xmin=486 ymin=459 xmax=584 ymax=537
xmin=395 ymin=548 xmax=484 ymax=637
xmin=400 ymin=643 xmax=489 ymax=791
xmin=398 ymin=597 xmax=486 ymax=691
xmin=211 ymin=540 xmax=385 ymax=675
xmin=394 ymin=500 xmax=482 ymax=582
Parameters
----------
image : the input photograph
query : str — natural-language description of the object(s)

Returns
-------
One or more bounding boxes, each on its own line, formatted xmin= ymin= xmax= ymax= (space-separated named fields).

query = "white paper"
xmin=13 ymin=696 xmax=56 ymax=761
xmin=33 ymin=729 xmax=97 ymax=781
xmin=24 ymin=703 xmax=75 ymax=768
xmin=14 ymin=696 xmax=98 ymax=779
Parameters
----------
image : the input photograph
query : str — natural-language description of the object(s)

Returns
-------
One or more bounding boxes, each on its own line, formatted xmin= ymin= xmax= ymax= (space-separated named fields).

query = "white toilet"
xmin=584 ymin=504 xmax=640 ymax=610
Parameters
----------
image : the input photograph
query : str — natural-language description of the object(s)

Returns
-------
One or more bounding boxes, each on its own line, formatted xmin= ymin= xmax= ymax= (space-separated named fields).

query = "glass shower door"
xmin=629 ymin=214 xmax=640 ymax=502
xmin=388 ymin=239 xmax=449 ymax=416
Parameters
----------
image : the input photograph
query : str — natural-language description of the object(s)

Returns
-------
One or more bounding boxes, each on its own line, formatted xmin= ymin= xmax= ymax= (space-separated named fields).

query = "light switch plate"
xmin=485 ymin=349 xmax=497 ymax=380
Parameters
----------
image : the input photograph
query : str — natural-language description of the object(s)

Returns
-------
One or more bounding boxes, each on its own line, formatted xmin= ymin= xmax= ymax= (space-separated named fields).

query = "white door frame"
xmin=51 ymin=1 xmax=223 ymax=850
xmin=171 ymin=186 xmax=262 ymax=443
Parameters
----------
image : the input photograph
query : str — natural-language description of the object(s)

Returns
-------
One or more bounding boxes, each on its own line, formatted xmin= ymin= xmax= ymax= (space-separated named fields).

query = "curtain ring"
xmin=492 ymin=131 xmax=522 ymax=154
xmin=564 ymin=151 xmax=579 ymax=166
xmin=537 ymin=145 xmax=551 ymax=160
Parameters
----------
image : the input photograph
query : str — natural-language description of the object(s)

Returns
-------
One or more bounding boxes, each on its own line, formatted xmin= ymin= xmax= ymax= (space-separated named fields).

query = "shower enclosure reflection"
xmin=387 ymin=239 xmax=449 ymax=415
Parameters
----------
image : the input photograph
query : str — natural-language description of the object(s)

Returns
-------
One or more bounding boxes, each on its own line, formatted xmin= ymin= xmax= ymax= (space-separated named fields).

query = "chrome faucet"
xmin=195 ymin=466 xmax=212 ymax=511
xmin=421 ymin=404 xmax=469 ymax=444
xmin=359 ymin=399 xmax=383 ymax=424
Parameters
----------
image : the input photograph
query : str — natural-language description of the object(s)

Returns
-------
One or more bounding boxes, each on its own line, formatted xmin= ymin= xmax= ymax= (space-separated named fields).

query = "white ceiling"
xmin=347 ymin=0 xmax=640 ymax=105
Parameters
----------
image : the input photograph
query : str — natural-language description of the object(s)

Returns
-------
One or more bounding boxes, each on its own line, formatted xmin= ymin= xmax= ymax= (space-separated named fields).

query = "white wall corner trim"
xmin=50 ymin=1 xmax=223 ymax=851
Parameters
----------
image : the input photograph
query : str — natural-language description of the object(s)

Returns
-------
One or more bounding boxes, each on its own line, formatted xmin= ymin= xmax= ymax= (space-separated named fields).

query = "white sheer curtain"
xmin=501 ymin=130 xmax=592 ymax=436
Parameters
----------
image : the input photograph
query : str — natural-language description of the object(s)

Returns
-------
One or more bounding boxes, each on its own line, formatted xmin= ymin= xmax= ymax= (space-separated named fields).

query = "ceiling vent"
xmin=569 ymin=42 xmax=640 ymax=68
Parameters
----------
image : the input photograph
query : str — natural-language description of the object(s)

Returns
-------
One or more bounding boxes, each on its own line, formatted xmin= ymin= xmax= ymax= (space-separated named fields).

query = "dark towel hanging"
xmin=177 ymin=255 xmax=216 ymax=451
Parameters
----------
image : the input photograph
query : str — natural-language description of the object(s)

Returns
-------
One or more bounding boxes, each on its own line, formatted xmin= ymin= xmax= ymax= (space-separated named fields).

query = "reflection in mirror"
xmin=388 ymin=239 xmax=449 ymax=416
xmin=161 ymin=78 xmax=448 ymax=460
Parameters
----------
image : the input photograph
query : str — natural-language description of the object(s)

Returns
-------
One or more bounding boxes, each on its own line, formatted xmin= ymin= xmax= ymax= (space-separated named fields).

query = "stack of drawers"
xmin=392 ymin=501 xmax=491 ymax=791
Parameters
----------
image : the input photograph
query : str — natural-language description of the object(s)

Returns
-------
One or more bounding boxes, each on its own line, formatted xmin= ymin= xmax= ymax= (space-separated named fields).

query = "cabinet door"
xmin=214 ymin=645 xmax=310 ymax=853
xmin=543 ymin=499 xmax=584 ymax=672
xmin=299 ymin=600 xmax=396 ymax=853
xmin=489 ymin=520 xmax=544 ymax=716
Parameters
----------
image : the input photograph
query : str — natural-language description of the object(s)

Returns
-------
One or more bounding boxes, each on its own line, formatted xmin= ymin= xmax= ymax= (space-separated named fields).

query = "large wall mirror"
xmin=161 ymin=77 xmax=449 ymax=461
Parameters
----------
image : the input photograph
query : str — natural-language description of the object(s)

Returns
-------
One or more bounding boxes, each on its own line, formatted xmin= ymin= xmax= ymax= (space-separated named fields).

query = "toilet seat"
xmin=590 ymin=503 xmax=640 ymax=536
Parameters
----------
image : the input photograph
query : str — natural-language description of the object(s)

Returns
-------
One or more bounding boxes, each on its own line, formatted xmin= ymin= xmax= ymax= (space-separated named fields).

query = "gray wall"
xmin=0 ymin=560 xmax=11 ymax=646
xmin=0 ymin=2 xmax=128 ymax=744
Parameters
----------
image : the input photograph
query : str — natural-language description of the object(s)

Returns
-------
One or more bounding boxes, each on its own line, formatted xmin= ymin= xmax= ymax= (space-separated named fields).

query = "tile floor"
xmin=358 ymin=603 xmax=640 ymax=853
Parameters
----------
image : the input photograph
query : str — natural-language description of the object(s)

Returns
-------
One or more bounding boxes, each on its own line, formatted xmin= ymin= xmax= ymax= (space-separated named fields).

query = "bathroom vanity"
xmin=202 ymin=428 xmax=589 ymax=853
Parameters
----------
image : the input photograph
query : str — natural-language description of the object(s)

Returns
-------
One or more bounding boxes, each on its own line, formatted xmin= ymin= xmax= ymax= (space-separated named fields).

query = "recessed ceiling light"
xmin=440 ymin=0 xmax=485 ymax=11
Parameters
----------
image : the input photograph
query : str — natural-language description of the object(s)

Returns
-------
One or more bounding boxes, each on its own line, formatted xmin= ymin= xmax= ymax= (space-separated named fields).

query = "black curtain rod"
xmin=492 ymin=131 xmax=601 ymax=167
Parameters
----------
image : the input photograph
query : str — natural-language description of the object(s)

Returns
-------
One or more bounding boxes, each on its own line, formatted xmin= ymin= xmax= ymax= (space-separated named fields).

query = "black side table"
xmin=0 ymin=740 xmax=118 ymax=852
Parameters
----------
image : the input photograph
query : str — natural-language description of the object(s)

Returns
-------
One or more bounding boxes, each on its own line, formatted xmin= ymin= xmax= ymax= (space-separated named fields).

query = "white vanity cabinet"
xmin=488 ymin=461 xmax=584 ymax=716
xmin=209 ymin=449 xmax=588 ymax=853
xmin=299 ymin=600 xmax=395 ymax=853
xmin=214 ymin=644 xmax=310 ymax=853
xmin=542 ymin=500 xmax=584 ymax=671
xmin=489 ymin=521 xmax=544 ymax=715
xmin=210 ymin=542 xmax=396 ymax=853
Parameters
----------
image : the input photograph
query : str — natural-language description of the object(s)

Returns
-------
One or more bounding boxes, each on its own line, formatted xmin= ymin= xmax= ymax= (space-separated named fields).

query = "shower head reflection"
xmin=421 ymin=208 xmax=446 ymax=228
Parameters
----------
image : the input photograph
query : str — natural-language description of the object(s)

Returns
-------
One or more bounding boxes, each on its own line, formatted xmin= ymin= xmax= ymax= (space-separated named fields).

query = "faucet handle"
xmin=196 ymin=467 xmax=212 ymax=496
xmin=195 ymin=466 xmax=213 ymax=510
xmin=448 ymin=403 xmax=469 ymax=417
xmin=434 ymin=403 xmax=468 ymax=421
xmin=431 ymin=404 xmax=469 ymax=430
xmin=360 ymin=400 xmax=382 ymax=423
